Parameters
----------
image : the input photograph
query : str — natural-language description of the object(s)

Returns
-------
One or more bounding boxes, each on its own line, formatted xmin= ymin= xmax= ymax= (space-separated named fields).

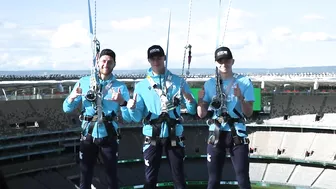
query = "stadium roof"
xmin=1 ymin=74 xmax=336 ymax=88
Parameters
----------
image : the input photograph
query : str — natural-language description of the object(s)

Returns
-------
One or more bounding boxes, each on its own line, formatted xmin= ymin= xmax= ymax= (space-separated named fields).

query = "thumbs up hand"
xmin=198 ymin=87 xmax=205 ymax=99
xmin=127 ymin=93 xmax=137 ymax=109
xmin=181 ymin=88 xmax=194 ymax=103
xmin=109 ymin=87 xmax=125 ymax=104
xmin=69 ymin=82 xmax=82 ymax=101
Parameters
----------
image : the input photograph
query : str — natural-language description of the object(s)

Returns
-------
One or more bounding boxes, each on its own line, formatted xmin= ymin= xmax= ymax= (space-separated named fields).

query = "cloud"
xmin=299 ymin=32 xmax=336 ymax=42
xmin=109 ymin=8 xmax=261 ymax=70
xmin=28 ymin=29 xmax=55 ymax=39
xmin=17 ymin=56 xmax=43 ymax=67
xmin=303 ymin=14 xmax=324 ymax=20
xmin=0 ymin=7 xmax=264 ymax=71
xmin=220 ymin=8 xmax=255 ymax=32
xmin=271 ymin=27 xmax=294 ymax=41
xmin=159 ymin=8 xmax=170 ymax=14
xmin=111 ymin=16 xmax=152 ymax=30
xmin=0 ymin=52 xmax=49 ymax=71
xmin=0 ymin=53 xmax=8 ymax=62
xmin=50 ymin=20 xmax=90 ymax=49
xmin=0 ymin=21 xmax=17 ymax=29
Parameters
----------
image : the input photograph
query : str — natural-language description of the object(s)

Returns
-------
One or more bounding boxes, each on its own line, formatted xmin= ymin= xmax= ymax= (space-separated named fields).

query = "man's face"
xmin=98 ymin=55 xmax=115 ymax=75
xmin=216 ymin=58 xmax=234 ymax=73
xmin=148 ymin=55 xmax=165 ymax=73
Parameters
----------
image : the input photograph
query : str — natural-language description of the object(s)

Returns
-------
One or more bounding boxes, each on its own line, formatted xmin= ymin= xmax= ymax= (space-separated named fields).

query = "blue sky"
xmin=0 ymin=0 xmax=335 ymax=71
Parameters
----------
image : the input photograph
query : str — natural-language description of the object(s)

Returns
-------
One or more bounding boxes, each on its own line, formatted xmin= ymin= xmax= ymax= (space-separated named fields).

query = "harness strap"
xmin=147 ymin=74 xmax=175 ymax=112
xmin=81 ymin=111 xmax=119 ymax=139
xmin=209 ymin=108 xmax=247 ymax=146
xmin=144 ymin=110 xmax=181 ymax=147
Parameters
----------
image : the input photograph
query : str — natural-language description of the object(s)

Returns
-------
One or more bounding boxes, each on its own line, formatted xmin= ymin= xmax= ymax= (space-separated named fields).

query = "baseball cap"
xmin=147 ymin=45 xmax=165 ymax=59
xmin=214 ymin=46 xmax=233 ymax=61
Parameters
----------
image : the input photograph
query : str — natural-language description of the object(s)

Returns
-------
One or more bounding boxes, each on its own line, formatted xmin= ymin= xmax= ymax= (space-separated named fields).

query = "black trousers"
xmin=207 ymin=131 xmax=251 ymax=189
xmin=79 ymin=136 xmax=119 ymax=189
xmin=143 ymin=138 xmax=186 ymax=189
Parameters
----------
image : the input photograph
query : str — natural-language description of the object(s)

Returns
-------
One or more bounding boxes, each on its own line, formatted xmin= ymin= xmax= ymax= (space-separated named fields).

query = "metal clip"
xmin=171 ymin=140 xmax=177 ymax=147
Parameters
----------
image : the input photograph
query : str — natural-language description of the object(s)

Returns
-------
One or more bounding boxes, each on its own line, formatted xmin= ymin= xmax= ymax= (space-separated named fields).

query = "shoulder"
xmin=114 ymin=80 xmax=128 ymax=89
xmin=168 ymin=72 xmax=182 ymax=82
xmin=234 ymin=74 xmax=252 ymax=86
xmin=80 ymin=75 xmax=90 ymax=80
xmin=78 ymin=75 xmax=90 ymax=84
xmin=134 ymin=79 xmax=148 ymax=90
xmin=114 ymin=79 xmax=126 ymax=87
xmin=204 ymin=77 xmax=216 ymax=87
xmin=136 ymin=79 xmax=148 ymax=86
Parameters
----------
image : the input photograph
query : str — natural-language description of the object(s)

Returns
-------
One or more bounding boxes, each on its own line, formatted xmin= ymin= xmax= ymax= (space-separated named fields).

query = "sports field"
xmin=159 ymin=185 xmax=292 ymax=189
xmin=121 ymin=184 xmax=293 ymax=189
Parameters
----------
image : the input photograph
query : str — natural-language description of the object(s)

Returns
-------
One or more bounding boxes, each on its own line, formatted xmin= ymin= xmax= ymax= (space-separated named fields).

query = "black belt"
xmin=208 ymin=109 xmax=248 ymax=147
xmin=80 ymin=133 xmax=119 ymax=145
xmin=208 ymin=131 xmax=250 ymax=146
xmin=144 ymin=111 xmax=181 ymax=147
xmin=80 ymin=115 xmax=114 ymax=122
xmin=80 ymin=112 xmax=120 ymax=140
xmin=143 ymin=135 xmax=185 ymax=146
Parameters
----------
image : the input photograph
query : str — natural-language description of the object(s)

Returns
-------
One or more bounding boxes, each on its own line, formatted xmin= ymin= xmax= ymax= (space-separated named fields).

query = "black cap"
xmin=100 ymin=49 xmax=116 ymax=62
xmin=214 ymin=46 xmax=233 ymax=61
xmin=147 ymin=45 xmax=165 ymax=59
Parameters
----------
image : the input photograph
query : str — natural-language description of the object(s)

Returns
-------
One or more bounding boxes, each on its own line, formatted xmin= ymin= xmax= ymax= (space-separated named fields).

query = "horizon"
xmin=1 ymin=65 xmax=336 ymax=76
xmin=2 ymin=65 xmax=336 ymax=72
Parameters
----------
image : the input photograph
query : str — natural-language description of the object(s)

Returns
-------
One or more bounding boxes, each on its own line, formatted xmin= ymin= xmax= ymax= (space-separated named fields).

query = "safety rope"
xmin=164 ymin=10 xmax=172 ymax=92
xmin=88 ymin=0 xmax=100 ymax=92
xmin=221 ymin=0 xmax=233 ymax=46
xmin=214 ymin=0 xmax=233 ymax=111
xmin=179 ymin=0 xmax=193 ymax=100
xmin=216 ymin=0 xmax=222 ymax=49
xmin=181 ymin=0 xmax=193 ymax=77
xmin=87 ymin=0 xmax=102 ymax=124
xmin=215 ymin=0 xmax=224 ymax=110
xmin=215 ymin=0 xmax=223 ymax=100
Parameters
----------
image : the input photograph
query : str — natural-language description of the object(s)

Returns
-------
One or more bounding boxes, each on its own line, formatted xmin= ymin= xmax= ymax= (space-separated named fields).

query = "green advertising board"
xmin=190 ymin=87 xmax=261 ymax=111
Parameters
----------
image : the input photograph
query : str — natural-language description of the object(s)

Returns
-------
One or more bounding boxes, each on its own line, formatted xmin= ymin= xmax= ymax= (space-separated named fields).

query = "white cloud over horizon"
xmin=303 ymin=14 xmax=325 ymax=20
xmin=0 ymin=0 xmax=335 ymax=71
xmin=111 ymin=16 xmax=152 ymax=30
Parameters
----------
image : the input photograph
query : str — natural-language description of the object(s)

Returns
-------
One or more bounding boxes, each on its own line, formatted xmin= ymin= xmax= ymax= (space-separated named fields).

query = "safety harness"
xmin=207 ymin=109 xmax=249 ymax=147
xmin=79 ymin=111 xmax=121 ymax=143
xmin=207 ymin=74 xmax=249 ymax=147
xmin=143 ymin=74 xmax=184 ymax=147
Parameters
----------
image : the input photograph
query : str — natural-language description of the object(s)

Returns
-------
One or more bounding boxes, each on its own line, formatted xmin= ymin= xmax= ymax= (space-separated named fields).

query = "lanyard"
xmin=147 ymin=74 xmax=174 ymax=113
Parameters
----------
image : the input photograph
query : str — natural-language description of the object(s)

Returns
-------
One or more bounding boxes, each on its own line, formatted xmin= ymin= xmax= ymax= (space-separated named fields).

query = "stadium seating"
xmin=1 ymin=80 xmax=336 ymax=188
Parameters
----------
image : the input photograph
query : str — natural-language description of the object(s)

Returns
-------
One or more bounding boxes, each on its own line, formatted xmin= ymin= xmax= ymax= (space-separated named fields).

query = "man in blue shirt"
xmin=63 ymin=49 xmax=132 ymax=189
xmin=197 ymin=46 xmax=254 ymax=189
xmin=127 ymin=45 xmax=197 ymax=189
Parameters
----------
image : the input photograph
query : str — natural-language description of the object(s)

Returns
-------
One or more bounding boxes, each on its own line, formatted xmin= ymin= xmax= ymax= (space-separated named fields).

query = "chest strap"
xmin=147 ymin=74 xmax=176 ymax=112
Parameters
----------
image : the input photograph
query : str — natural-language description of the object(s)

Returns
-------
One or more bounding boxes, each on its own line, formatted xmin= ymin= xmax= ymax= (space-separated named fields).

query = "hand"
xmin=108 ymin=87 xmax=124 ymax=104
xmin=198 ymin=87 xmax=205 ymax=100
xmin=233 ymin=84 xmax=244 ymax=101
xmin=69 ymin=83 xmax=82 ymax=101
xmin=182 ymin=88 xmax=194 ymax=103
xmin=127 ymin=93 xmax=137 ymax=109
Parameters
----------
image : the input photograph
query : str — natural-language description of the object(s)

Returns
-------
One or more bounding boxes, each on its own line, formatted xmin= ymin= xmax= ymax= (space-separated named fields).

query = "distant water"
xmin=1 ymin=66 xmax=336 ymax=76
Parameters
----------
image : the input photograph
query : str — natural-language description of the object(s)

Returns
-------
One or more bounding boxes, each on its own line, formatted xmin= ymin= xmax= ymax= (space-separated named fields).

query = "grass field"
xmin=121 ymin=184 xmax=294 ymax=189
xmin=157 ymin=186 xmax=291 ymax=189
